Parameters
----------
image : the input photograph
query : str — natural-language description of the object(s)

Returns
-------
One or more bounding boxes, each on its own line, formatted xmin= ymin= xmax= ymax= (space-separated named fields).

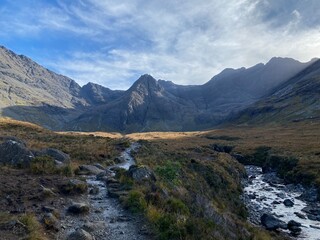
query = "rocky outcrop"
xmin=0 ymin=139 xmax=34 ymax=167
xmin=35 ymin=148 xmax=70 ymax=164
xmin=260 ymin=214 xmax=287 ymax=230
xmin=128 ymin=165 xmax=156 ymax=182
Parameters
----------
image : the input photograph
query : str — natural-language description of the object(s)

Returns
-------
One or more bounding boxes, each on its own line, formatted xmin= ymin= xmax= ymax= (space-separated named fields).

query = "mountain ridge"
xmin=0 ymin=45 xmax=319 ymax=132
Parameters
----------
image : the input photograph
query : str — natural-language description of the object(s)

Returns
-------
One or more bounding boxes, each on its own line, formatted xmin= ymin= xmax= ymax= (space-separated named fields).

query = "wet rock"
xmin=302 ymin=205 xmax=320 ymax=216
xmin=288 ymin=221 xmax=302 ymax=236
xmin=93 ymin=163 xmax=105 ymax=170
xmin=0 ymin=139 xmax=34 ymax=167
xmin=106 ymin=177 xmax=119 ymax=184
xmin=42 ymin=213 xmax=59 ymax=231
xmin=298 ymin=188 xmax=318 ymax=202
xmin=89 ymin=186 xmax=99 ymax=195
xmin=261 ymin=213 xmax=287 ymax=230
xmin=68 ymin=203 xmax=90 ymax=214
xmin=78 ymin=165 xmax=105 ymax=175
xmin=67 ymin=228 xmax=95 ymax=240
xmin=283 ymin=199 xmax=294 ymax=207
xmin=310 ymin=225 xmax=320 ymax=230
xmin=128 ymin=165 xmax=156 ymax=182
xmin=108 ymin=190 xmax=128 ymax=198
xmin=35 ymin=148 xmax=70 ymax=164
xmin=272 ymin=200 xmax=281 ymax=205
xmin=294 ymin=212 xmax=306 ymax=219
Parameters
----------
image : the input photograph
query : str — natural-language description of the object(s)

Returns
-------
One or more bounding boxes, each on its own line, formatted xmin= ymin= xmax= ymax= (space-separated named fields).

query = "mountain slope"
xmin=68 ymin=75 xmax=198 ymax=132
xmin=233 ymin=59 xmax=320 ymax=124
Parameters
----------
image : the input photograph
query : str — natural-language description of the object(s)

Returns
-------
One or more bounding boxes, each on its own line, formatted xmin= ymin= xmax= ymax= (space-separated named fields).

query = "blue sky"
xmin=1 ymin=0 xmax=320 ymax=90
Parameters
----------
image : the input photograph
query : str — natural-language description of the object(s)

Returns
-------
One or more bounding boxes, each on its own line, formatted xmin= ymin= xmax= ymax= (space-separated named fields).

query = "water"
xmin=243 ymin=165 xmax=320 ymax=240
xmin=112 ymin=142 xmax=140 ymax=170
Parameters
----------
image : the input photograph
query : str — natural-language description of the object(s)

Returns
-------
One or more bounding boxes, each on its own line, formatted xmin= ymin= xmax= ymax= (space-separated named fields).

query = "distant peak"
xmin=135 ymin=74 xmax=157 ymax=85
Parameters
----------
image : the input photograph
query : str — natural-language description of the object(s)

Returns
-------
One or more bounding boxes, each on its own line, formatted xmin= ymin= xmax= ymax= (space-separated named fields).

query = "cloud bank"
xmin=1 ymin=0 xmax=320 ymax=89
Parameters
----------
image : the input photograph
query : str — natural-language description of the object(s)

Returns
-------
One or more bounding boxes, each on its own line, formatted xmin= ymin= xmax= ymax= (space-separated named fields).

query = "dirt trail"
xmin=56 ymin=143 xmax=151 ymax=240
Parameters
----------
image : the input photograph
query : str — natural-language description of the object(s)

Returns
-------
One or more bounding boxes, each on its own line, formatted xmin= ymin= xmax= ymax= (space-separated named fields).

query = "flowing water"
xmin=243 ymin=165 xmax=320 ymax=240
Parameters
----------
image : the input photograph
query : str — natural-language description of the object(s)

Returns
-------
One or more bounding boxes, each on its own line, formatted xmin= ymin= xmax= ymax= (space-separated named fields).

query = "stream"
xmin=57 ymin=142 xmax=150 ymax=240
xmin=243 ymin=165 xmax=320 ymax=239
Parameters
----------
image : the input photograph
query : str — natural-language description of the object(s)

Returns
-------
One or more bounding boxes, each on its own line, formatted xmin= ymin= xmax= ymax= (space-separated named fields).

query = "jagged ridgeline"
xmin=0 ymin=45 xmax=319 ymax=132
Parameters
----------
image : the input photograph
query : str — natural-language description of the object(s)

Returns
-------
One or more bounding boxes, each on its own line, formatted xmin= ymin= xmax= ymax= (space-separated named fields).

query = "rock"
xmin=294 ymin=212 xmax=306 ymax=219
xmin=79 ymin=165 xmax=105 ymax=175
xmin=288 ymin=220 xmax=301 ymax=228
xmin=67 ymin=228 xmax=95 ymax=240
xmin=106 ymin=177 xmax=119 ymax=184
xmin=298 ymin=188 xmax=318 ymax=202
xmin=108 ymin=190 xmax=129 ymax=198
xmin=260 ymin=214 xmax=287 ymax=230
xmin=283 ymin=199 xmax=294 ymax=207
xmin=128 ymin=165 xmax=156 ymax=182
xmin=310 ymin=225 xmax=320 ymax=230
xmin=89 ymin=187 xmax=99 ymax=195
xmin=307 ymin=214 xmax=318 ymax=221
xmin=35 ymin=148 xmax=70 ymax=164
xmin=42 ymin=213 xmax=59 ymax=231
xmin=68 ymin=203 xmax=90 ymax=214
xmin=211 ymin=144 xmax=233 ymax=153
xmin=60 ymin=179 xmax=88 ymax=195
xmin=302 ymin=205 xmax=320 ymax=216
xmin=93 ymin=163 xmax=105 ymax=170
xmin=272 ymin=201 xmax=281 ymax=205
xmin=0 ymin=139 xmax=34 ymax=167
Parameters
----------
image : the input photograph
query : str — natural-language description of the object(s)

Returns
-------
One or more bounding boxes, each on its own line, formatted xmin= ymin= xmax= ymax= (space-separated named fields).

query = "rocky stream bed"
xmin=243 ymin=165 xmax=320 ymax=239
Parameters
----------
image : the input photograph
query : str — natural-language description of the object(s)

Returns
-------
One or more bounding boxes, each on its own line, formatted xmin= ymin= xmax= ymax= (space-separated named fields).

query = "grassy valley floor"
xmin=0 ymin=118 xmax=319 ymax=239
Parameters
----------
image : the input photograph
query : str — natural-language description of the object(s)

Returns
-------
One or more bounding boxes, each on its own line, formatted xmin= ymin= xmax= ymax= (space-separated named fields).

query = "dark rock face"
xmin=260 ymin=214 xmax=287 ymax=230
xmin=128 ymin=165 xmax=156 ymax=182
xmin=35 ymin=148 xmax=70 ymax=164
xmin=0 ymin=139 xmax=34 ymax=167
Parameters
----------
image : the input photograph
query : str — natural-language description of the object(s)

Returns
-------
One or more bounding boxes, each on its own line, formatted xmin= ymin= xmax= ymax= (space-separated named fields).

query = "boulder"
xmin=89 ymin=187 xmax=99 ymax=195
xmin=68 ymin=203 xmax=90 ymax=214
xmin=288 ymin=221 xmax=302 ymax=236
xmin=283 ymin=199 xmax=294 ymax=207
xmin=93 ymin=163 xmax=105 ymax=170
xmin=261 ymin=214 xmax=287 ymax=230
xmin=294 ymin=212 xmax=306 ymax=219
xmin=35 ymin=148 xmax=70 ymax=164
xmin=67 ymin=228 xmax=95 ymax=240
xmin=0 ymin=139 xmax=34 ymax=167
xmin=128 ymin=165 xmax=156 ymax=182
xmin=78 ymin=165 xmax=105 ymax=175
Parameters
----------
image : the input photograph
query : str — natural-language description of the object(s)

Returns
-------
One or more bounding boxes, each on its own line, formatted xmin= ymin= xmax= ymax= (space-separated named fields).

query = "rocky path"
xmin=56 ymin=143 xmax=151 ymax=240
xmin=243 ymin=165 xmax=320 ymax=239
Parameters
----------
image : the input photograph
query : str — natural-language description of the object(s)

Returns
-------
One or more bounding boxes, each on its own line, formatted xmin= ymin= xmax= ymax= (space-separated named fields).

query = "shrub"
xmin=166 ymin=198 xmax=189 ymax=215
xmin=124 ymin=190 xmax=147 ymax=213
xmin=20 ymin=213 xmax=45 ymax=240
xmin=155 ymin=161 xmax=180 ymax=183
xmin=30 ymin=156 xmax=56 ymax=174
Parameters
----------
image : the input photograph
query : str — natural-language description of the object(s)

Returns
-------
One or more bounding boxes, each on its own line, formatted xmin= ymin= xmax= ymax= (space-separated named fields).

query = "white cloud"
xmin=2 ymin=0 xmax=320 ymax=89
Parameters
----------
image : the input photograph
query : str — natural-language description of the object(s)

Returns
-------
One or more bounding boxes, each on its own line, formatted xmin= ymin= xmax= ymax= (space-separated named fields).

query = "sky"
xmin=1 ymin=0 xmax=320 ymax=90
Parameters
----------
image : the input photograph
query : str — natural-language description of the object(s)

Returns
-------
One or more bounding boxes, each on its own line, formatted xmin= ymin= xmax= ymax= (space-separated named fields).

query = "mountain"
xmin=0 ymin=45 xmax=318 ymax=132
xmin=232 ymin=59 xmax=320 ymax=124
xmin=68 ymin=75 xmax=197 ymax=132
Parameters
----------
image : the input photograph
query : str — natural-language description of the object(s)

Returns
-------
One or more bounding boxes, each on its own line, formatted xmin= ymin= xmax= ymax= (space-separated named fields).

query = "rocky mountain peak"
xmin=128 ymin=74 xmax=163 ymax=96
